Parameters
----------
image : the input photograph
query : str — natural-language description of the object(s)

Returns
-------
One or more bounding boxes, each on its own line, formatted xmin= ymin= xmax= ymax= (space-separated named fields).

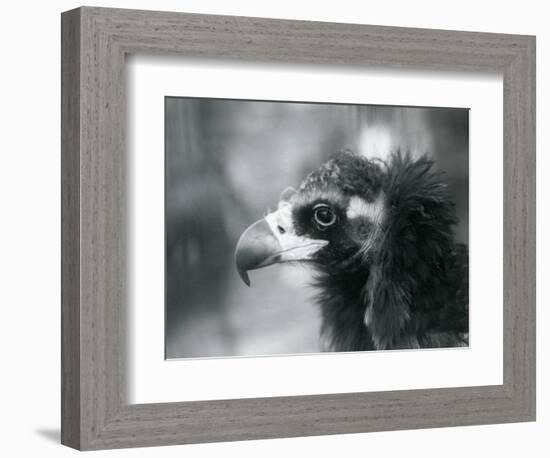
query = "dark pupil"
xmin=316 ymin=207 xmax=333 ymax=225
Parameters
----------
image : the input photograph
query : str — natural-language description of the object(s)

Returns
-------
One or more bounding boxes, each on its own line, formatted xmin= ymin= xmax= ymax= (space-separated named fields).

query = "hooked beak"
xmin=234 ymin=206 xmax=328 ymax=286
xmin=234 ymin=218 xmax=282 ymax=286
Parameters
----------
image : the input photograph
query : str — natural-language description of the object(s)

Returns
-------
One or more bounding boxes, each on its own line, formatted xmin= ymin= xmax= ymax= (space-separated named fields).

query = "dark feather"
xmin=316 ymin=151 xmax=468 ymax=351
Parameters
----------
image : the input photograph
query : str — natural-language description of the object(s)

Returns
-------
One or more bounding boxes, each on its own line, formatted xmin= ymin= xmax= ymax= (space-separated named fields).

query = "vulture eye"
xmin=313 ymin=204 xmax=337 ymax=229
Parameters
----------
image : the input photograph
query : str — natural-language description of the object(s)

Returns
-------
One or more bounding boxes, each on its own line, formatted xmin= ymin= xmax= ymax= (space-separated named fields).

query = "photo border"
xmin=61 ymin=7 xmax=535 ymax=450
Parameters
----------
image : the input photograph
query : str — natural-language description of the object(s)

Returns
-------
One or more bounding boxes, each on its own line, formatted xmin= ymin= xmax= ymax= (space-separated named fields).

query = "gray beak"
xmin=234 ymin=218 xmax=282 ymax=286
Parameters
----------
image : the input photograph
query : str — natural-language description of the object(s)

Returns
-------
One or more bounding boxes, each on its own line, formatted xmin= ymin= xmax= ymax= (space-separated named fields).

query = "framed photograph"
xmin=61 ymin=6 xmax=536 ymax=450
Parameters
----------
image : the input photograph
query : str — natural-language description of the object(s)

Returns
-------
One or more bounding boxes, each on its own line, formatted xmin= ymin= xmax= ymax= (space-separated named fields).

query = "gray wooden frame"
xmin=61 ymin=6 xmax=536 ymax=451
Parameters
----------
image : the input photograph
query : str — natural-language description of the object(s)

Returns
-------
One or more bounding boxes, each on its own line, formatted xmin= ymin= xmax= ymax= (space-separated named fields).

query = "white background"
xmin=0 ymin=1 xmax=546 ymax=457
xmin=129 ymin=58 xmax=503 ymax=403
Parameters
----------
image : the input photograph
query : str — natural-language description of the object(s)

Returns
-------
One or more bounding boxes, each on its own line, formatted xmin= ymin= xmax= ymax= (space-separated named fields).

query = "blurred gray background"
xmin=165 ymin=97 xmax=468 ymax=359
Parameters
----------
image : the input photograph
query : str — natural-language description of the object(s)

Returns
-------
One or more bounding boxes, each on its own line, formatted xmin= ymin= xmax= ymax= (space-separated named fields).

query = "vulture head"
xmin=235 ymin=150 xmax=468 ymax=351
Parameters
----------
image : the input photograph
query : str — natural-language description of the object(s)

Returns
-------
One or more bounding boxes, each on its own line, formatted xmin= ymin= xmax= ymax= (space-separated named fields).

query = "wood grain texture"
xmin=60 ymin=8 xmax=81 ymax=450
xmin=60 ymin=6 xmax=536 ymax=450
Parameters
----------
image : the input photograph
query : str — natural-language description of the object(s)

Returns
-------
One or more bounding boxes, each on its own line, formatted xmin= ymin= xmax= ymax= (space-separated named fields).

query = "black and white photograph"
xmin=165 ymin=97 xmax=469 ymax=359
xmin=1 ymin=0 xmax=542 ymax=454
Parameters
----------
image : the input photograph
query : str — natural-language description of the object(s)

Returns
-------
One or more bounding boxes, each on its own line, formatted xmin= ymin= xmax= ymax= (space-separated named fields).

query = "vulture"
xmin=234 ymin=151 xmax=468 ymax=351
